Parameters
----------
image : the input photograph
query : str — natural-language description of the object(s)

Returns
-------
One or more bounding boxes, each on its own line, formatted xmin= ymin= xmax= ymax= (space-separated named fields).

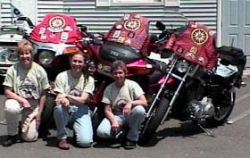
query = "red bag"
xmin=105 ymin=13 xmax=151 ymax=54
xmin=166 ymin=21 xmax=218 ymax=70
xmin=31 ymin=14 xmax=82 ymax=44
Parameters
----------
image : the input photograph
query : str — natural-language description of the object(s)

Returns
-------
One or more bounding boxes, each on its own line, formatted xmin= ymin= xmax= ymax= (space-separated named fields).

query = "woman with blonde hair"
xmin=2 ymin=39 xmax=50 ymax=147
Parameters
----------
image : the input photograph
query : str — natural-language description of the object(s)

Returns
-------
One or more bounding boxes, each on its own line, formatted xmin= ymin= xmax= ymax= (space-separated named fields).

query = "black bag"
xmin=216 ymin=46 xmax=246 ymax=82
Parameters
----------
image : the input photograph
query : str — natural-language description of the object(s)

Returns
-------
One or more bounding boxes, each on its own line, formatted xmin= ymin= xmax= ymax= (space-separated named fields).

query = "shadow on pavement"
xmin=140 ymin=121 xmax=205 ymax=147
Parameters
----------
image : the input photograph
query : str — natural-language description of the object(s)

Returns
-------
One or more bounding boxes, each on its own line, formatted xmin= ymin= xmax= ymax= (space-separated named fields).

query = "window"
xmin=96 ymin=0 xmax=179 ymax=7
xmin=113 ymin=0 xmax=161 ymax=3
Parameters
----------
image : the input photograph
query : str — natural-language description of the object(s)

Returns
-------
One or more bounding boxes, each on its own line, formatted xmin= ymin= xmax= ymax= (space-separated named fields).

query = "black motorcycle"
xmin=138 ymin=21 xmax=246 ymax=144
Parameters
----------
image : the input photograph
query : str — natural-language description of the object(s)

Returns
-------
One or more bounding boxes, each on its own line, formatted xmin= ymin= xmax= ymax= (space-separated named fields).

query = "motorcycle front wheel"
xmin=206 ymin=88 xmax=235 ymax=127
xmin=139 ymin=97 xmax=170 ymax=145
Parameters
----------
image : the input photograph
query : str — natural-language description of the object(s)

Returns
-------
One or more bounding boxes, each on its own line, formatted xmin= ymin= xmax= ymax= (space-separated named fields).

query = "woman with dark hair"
xmin=96 ymin=60 xmax=147 ymax=149
xmin=53 ymin=52 xmax=95 ymax=150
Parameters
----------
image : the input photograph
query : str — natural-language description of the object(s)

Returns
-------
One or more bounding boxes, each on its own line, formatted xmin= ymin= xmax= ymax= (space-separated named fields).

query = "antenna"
xmin=231 ymin=37 xmax=234 ymax=47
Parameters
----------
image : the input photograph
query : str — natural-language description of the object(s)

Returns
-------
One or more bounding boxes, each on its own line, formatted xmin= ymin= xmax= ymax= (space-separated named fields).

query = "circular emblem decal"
xmin=124 ymin=19 xmax=140 ymax=31
xmin=191 ymin=28 xmax=208 ymax=45
xmin=49 ymin=16 xmax=66 ymax=32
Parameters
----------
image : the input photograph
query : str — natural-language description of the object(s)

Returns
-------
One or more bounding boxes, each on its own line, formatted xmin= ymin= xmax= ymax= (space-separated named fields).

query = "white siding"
xmin=1 ymin=0 xmax=217 ymax=32
xmin=180 ymin=0 xmax=217 ymax=31
xmin=0 ymin=0 xmax=13 ymax=25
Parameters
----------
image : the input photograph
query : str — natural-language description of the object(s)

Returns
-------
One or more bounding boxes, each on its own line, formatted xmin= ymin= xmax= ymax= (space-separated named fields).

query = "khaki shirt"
xmin=54 ymin=70 xmax=95 ymax=97
xmin=102 ymin=79 xmax=144 ymax=114
xmin=3 ymin=62 xmax=50 ymax=100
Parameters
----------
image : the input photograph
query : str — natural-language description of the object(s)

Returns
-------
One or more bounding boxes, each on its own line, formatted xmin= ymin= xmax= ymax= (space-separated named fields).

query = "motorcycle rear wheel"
xmin=206 ymin=88 xmax=235 ymax=127
xmin=139 ymin=97 xmax=170 ymax=145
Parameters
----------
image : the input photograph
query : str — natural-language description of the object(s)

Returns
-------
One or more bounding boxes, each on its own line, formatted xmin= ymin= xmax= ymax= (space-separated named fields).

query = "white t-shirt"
xmin=3 ymin=62 xmax=50 ymax=100
xmin=102 ymin=79 xmax=144 ymax=115
xmin=54 ymin=70 xmax=95 ymax=97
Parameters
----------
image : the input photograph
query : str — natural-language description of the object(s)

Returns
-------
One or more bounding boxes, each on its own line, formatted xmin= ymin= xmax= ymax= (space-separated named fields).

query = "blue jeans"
xmin=96 ymin=105 xmax=146 ymax=142
xmin=53 ymin=104 xmax=93 ymax=147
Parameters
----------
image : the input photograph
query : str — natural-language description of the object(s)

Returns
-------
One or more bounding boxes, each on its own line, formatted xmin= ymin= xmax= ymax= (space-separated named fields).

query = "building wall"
xmin=0 ymin=0 xmax=217 ymax=33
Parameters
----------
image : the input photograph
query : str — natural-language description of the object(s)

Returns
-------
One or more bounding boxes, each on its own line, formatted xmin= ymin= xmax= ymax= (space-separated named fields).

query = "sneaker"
xmin=58 ymin=139 xmax=70 ymax=150
xmin=2 ymin=135 xmax=17 ymax=147
xmin=109 ymin=140 xmax=122 ymax=148
xmin=124 ymin=139 xmax=137 ymax=150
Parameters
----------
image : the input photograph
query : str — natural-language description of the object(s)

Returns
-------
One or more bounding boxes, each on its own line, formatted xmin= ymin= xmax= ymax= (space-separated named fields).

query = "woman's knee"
xmin=96 ymin=126 xmax=110 ymax=139
xmin=4 ymin=99 xmax=22 ymax=114
xmin=96 ymin=119 xmax=112 ymax=139
xmin=21 ymin=131 xmax=38 ymax=142
xmin=132 ymin=105 xmax=146 ymax=115
xmin=53 ymin=105 xmax=64 ymax=114
xmin=76 ymin=134 xmax=93 ymax=148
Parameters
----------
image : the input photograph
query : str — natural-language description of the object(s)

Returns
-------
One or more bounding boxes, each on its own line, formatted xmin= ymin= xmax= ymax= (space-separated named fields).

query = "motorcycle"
xmin=81 ymin=13 xmax=163 ymax=101
xmin=79 ymin=13 xmax=175 ymax=130
xmin=138 ymin=21 xmax=247 ymax=144
xmin=29 ymin=13 xmax=83 ymax=81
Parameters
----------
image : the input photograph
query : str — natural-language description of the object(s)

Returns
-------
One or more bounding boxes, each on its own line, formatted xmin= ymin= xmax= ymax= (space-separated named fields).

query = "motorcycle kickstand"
xmin=196 ymin=123 xmax=215 ymax=137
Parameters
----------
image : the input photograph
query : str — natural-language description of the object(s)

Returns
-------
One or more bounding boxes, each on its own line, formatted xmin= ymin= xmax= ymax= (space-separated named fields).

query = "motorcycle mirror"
xmin=156 ymin=21 xmax=166 ymax=31
xmin=78 ymin=25 xmax=88 ymax=32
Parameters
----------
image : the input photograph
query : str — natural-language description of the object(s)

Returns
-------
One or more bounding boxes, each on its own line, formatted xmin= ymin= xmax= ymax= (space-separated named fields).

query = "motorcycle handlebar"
xmin=155 ymin=21 xmax=187 ymax=43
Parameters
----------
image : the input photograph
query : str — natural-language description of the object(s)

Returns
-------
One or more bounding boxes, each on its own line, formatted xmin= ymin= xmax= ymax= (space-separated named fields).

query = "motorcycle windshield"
xmin=166 ymin=21 xmax=217 ymax=70
xmin=30 ymin=14 xmax=82 ymax=44
xmin=105 ymin=13 xmax=150 ymax=51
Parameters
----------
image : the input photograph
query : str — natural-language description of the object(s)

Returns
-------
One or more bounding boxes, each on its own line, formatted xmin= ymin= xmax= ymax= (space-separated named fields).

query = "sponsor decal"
xmin=191 ymin=28 xmax=208 ymax=45
xmin=49 ymin=16 xmax=66 ymax=32
xmin=124 ymin=19 xmax=141 ymax=31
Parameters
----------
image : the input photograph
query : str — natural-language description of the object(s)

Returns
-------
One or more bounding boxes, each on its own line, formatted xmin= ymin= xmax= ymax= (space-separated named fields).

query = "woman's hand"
xmin=55 ymin=95 xmax=70 ymax=107
xmin=123 ymin=101 xmax=133 ymax=116
xmin=22 ymin=99 xmax=32 ymax=109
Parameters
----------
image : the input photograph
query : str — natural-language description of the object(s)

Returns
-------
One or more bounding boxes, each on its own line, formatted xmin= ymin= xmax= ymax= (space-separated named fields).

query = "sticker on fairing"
xmin=39 ymin=27 xmax=46 ymax=34
xmin=117 ymin=37 xmax=125 ymax=43
xmin=191 ymin=28 xmax=208 ymax=45
xmin=113 ymin=30 xmax=121 ymax=38
xmin=61 ymin=32 xmax=69 ymax=42
xmin=124 ymin=14 xmax=130 ymax=20
xmin=124 ymin=19 xmax=141 ymax=31
xmin=49 ymin=16 xmax=66 ymax=32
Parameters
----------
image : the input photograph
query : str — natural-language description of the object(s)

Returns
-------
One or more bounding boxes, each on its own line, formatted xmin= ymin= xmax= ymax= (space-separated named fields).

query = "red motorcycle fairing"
xmin=126 ymin=59 xmax=154 ymax=76
xmin=105 ymin=13 xmax=152 ymax=55
xmin=166 ymin=21 xmax=218 ymax=70
xmin=30 ymin=14 xmax=82 ymax=44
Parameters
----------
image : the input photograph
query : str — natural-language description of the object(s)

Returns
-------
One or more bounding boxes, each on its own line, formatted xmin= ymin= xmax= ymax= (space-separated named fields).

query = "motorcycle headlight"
xmin=8 ymin=52 xmax=18 ymax=62
xmin=0 ymin=48 xmax=18 ymax=62
xmin=176 ymin=60 xmax=189 ymax=73
xmin=38 ymin=50 xmax=54 ymax=67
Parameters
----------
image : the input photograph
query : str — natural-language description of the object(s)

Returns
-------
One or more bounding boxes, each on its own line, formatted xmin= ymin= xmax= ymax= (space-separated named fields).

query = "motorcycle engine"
xmin=188 ymin=97 xmax=215 ymax=121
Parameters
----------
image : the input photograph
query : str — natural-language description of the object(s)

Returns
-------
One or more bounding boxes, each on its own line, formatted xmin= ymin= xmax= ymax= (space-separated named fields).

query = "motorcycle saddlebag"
xmin=100 ymin=41 xmax=141 ymax=63
xmin=216 ymin=46 xmax=246 ymax=71
xmin=216 ymin=46 xmax=246 ymax=81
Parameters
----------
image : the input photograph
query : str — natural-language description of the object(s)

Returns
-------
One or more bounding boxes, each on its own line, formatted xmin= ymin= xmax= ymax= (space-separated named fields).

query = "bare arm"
xmin=37 ymin=90 xmax=47 ymax=113
xmin=35 ymin=90 xmax=48 ymax=127
xmin=104 ymin=104 xmax=119 ymax=128
xmin=66 ymin=92 xmax=90 ymax=106
xmin=123 ymin=94 xmax=147 ymax=116
xmin=129 ymin=94 xmax=148 ymax=107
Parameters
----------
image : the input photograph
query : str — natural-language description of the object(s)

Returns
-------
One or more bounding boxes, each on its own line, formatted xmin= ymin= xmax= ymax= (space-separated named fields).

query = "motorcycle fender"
xmin=158 ymin=75 xmax=175 ymax=86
